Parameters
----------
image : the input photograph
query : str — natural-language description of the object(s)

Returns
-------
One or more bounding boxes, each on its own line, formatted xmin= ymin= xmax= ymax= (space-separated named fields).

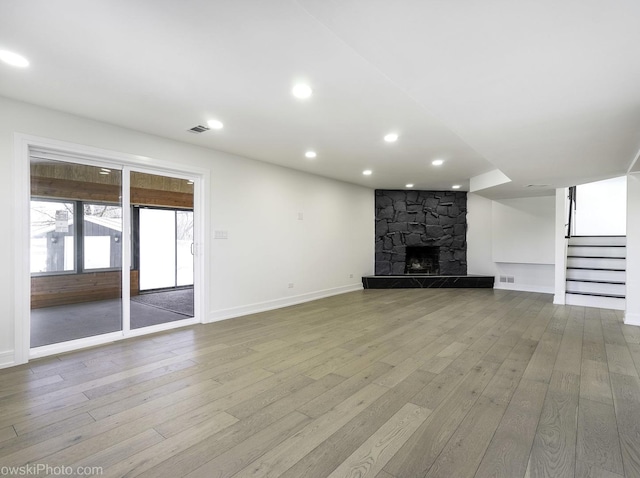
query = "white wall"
xmin=467 ymin=193 xmax=555 ymax=294
xmin=575 ymin=176 xmax=627 ymax=236
xmin=467 ymin=193 xmax=497 ymax=276
xmin=0 ymin=96 xmax=374 ymax=367
xmin=492 ymin=197 xmax=555 ymax=264
xmin=625 ymin=173 xmax=640 ymax=325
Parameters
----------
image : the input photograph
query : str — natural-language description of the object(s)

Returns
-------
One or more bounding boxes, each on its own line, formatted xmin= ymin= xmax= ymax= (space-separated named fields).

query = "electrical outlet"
xmin=349 ymin=273 xmax=354 ymax=278
xmin=288 ymin=282 xmax=294 ymax=288
xmin=297 ymin=212 xmax=303 ymax=220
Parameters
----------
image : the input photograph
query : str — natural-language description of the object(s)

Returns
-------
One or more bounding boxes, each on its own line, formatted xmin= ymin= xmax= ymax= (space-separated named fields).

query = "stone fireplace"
xmin=375 ymin=189 xmax=467 ymax=275
xmin=405 ymin=246 xmax=440 ymax=274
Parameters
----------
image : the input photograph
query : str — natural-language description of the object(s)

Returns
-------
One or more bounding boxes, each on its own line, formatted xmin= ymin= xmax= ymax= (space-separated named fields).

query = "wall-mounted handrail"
xmin=566 ymin=186 xmax=576 ymax=238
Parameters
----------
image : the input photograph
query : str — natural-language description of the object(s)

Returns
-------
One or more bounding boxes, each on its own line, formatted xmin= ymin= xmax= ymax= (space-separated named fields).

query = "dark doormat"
xmin=131 ymin=288 xmax=194 ymax=317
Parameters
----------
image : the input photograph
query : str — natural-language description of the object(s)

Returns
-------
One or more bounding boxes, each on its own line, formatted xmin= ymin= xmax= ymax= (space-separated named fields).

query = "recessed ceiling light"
xmin=99 ymin=171 xmax=109 ymax=175
xmin=406 ymin=184 xmax=414 ymax=188
xmin=305 ymin=151 xmax=317 ymax=159
xmin=0 ymin=50 xmax=29 ymax=68
xmin=292 ymin=83 xmax=313 ymax=99
xmin=100 ymin=168 xmax=111 ymax=172
xmin=187 ymin=180 xmax=194 ymax=184
xmin=384 ymin=133 xmax=399 ymax=143
xmin=362 ymin=170 xmax=372 ymax=176
xmin=452 ymin=185 xmax=461 ymax=189
xmin=432 ymin=159 xmax=444 ymax=166
xmin=207 ymin=119 xmax=224 ymax=130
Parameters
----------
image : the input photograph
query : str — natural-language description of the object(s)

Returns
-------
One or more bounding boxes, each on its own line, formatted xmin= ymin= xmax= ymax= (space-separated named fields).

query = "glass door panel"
xmin=130 ymin=172 xmax=194 ymax=329
xmin=176 ymin=210 xmax=194 ymax=287
xmin=139 ymin=209 xmax=177 ymax=290
xmin=30 ymin=159 xmax=123 ymax=347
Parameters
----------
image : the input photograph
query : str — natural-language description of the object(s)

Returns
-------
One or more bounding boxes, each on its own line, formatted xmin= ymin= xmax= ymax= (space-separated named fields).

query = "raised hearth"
xmin=362 ymin=275 xmax=494 ymax=289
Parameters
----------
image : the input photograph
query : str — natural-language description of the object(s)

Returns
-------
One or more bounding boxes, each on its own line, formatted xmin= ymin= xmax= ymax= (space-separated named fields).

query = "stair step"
xmin=566 ymin=291 xmax=625 ymax=299
xmin=568 ymin=244 xmax=626 ymax=248
xmin=566 ymin=257 xmax=626 ymax=269
xmin=565 ymin=281 xmax=626 ymax=295
xmin=568 ymin=236 xmax=626 ymax=246
xmin=566 ymin=269 xmax=626 ymax=282
xmin=565 ymin=293 xmax=625 ymax=310
xmin=568 ymin=255 xmax=627 ymax=259
xmin=567 ymin=246 xmax=626 ymax=258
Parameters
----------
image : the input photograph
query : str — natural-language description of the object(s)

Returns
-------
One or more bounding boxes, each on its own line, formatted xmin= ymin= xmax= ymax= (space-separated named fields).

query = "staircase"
xmin=565 ymin=235 xmax=626 ymax=310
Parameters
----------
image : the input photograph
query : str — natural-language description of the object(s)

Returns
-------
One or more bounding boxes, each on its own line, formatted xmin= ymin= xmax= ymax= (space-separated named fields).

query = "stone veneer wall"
xmin=375 ymin=190 xmax=467 ymax=275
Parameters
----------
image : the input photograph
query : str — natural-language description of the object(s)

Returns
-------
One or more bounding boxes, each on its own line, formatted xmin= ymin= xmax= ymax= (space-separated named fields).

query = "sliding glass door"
xmin=29 ymin=154 xmax=197 ymax=351
xmin=130 ymin=172 xmax=194 ymax=329
xmin=30 ymin=158 xmax=123 ymax=347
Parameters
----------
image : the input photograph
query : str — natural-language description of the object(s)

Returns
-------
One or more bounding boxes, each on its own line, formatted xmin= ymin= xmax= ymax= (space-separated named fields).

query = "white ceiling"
xmin=1 ymin=0 xmax=639 ymax=197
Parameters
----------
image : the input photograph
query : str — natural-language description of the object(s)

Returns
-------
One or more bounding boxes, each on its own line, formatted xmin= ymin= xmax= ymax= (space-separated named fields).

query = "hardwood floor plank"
xmin=580 ymin=359 xmax=613 ymax=406
xmin=0 ymin=425 xmax=16 ymax=443
xmin=232 ymin=383 xmax=389 ymax=478
xmin=101 ymin=412 xmax=239 ymax=478
xmin=576 ymin=398 xmax=624 ymax=476
xmin=606 ymin=344 xmax=639 ymax=377
xmin=184 ymin=412 xmax=310 ymax=478
xmin=280 ymin=370 xmax=434 ymax=478
xmin=527 ymin=371 xmax=580 ymax=478
xmin=610 ymin=373 xmax=640 ymax=477
xmin=325 ymin=403 xmax=430 ymax=478
xmin=575 ymin=460 xmax=625 ymax=478
xmin=298 ymin=362 xmax=392 ymax=418
xmin=474 ymin=379 xmax=548 ymax=478
xmin=136 ymin=374 xmax=345 ymax=478
xmin=384 ymin=360 xmax=499 ymax=478
xmin=522 ymin=332 xmax=562 ymax=384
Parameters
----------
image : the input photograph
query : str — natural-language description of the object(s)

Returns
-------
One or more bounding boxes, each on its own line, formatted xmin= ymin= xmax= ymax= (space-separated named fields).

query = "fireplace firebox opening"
xmin=405 ymin=246 xmax=440 ymax=275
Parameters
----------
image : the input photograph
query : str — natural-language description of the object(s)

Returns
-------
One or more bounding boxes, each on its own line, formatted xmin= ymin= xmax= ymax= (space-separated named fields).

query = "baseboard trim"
xmin=494 ymin=283 xmax=554 ymax=295
xmin=0 ymin=350 xmax=15 ymax=370
xmin=624 ymin=312 xmax=640 ymax=326
xmin=207 ymin=284 xmax=363 ymax=323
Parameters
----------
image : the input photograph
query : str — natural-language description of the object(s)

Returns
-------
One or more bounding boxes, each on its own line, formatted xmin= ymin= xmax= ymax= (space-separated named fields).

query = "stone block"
xmin=389 ymin=222 xmax=408 ymax=232
xmin=404 ymin=233 xmax=423 ymax=245
xmin=425 ymin=197 xmax=439 ymax=209
xmin=391 ymin=253 xmax=406 ymax=263
xmin=375 ymin=261 xmax=391 ymax=275
xmin=408 ymin=223 xmax=426 ymax=234
xmin=426 ymin=225 xmax=444 ymax=238
xmin=406 ymin=191 xmax=419 ymax=204
xmin=383 ymin=191 xmax=407 ymax=202
xmin=378 ymin=206 xmax=395 ymax=219
xmin=425 ymin=214 xmax=439 ymax=225
xmin=375 ymin=220 xmax=389 ymax=236
xmin=394 ymin=201 xmax=407 ymax=212
xmin=376 ymin=195 xmax=393 ymax=208
xmin=438 ymin=215 xmax=456 ymax=226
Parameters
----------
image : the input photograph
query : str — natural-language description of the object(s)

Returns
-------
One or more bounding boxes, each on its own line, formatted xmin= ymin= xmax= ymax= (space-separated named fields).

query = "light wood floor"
xmin=1 ymin=289 xmax=639 ymax=478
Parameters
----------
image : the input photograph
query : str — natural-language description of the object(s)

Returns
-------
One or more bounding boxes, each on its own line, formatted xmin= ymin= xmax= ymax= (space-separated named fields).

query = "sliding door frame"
xmin=13 ymin=133 xmax=209 ymax=363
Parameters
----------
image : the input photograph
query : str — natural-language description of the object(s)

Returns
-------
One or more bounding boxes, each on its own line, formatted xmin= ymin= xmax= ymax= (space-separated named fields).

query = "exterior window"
xmin=30 ymin=200 xmax=75 ymax=273
xmin=83 ymin=204 xmax=123 ymax=270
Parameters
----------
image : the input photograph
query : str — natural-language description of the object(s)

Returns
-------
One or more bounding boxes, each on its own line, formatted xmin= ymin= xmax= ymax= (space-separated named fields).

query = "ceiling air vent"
xmin=188 ymin=124 xmax=210 ymax=134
